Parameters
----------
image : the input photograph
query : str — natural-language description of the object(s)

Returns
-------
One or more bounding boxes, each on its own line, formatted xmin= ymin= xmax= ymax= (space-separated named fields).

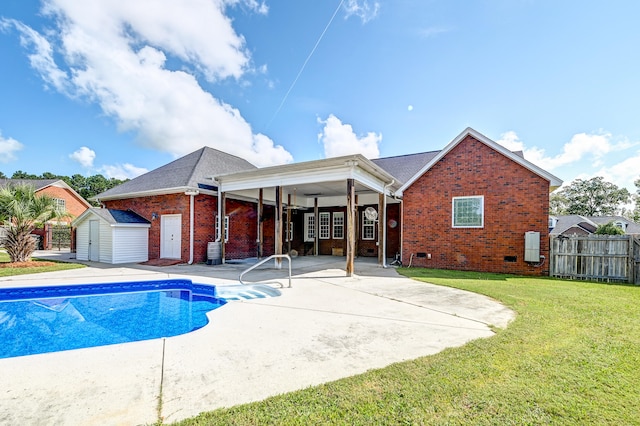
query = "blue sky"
xmin=1 ymin=0 xmax=639 ymax=197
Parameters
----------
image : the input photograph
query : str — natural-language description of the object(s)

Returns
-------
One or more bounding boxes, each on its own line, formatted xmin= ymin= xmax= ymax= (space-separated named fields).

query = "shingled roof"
xmin=95 ymin=208 xmax=150 ymax=224
xmin=372 ymin=151 xmax=440 ymax=185
xmin=0 ymin=179 xmax=61 ymax=190
xmin=550 ymin=215 xmax=640 ymax=235
xmin=95 ymin=147 xmax=256 ymax=200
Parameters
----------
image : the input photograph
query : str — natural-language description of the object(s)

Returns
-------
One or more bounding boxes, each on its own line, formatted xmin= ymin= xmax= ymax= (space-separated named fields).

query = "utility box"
xmin=524 ymin=231 xmax=540 ymax=262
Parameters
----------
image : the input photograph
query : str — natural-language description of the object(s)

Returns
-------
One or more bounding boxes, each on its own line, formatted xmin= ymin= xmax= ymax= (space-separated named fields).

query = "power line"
xmin=265 ymin=0 xmax=345 ymax=130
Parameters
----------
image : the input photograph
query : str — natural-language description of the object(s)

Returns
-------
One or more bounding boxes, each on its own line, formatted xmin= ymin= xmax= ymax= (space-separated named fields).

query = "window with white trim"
xmin=53 ymin=198 xmax=66 ymax=213
xmin=452 ymin=196 xmax=484 ymax=228
xmin=304 ymin=213 xmax=315 ymax=242
xmin=215 ymin=215 xmax=230 ymax=242
xmin=333 ymin=212 xmax=344 ymax=239
xmin=362 ymin=211 xmax=375 ymax=240
xmin=319 ymin=212 xmax=330 ymax=239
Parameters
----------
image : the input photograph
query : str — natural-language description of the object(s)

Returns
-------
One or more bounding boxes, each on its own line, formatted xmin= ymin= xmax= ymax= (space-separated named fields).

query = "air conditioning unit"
xmin=207 ymin=241 xmax=222 ymax=265
xmin=524 ymin=231 xmax=540 ymax=262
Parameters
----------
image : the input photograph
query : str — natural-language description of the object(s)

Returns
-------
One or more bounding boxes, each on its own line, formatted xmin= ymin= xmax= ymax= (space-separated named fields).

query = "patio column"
xmin=287 ymin=193 xmax=292 ymax=254
xmin=257 ymin=189 xmax=263 ymax=259
xmin=378 ymin=192 xmax=384 ymax=266
xmin=275 ymin=186 xmax=283 ymax=269
xmin=346 ymin=178 xmax=355 ymax=276
xmin=314 ymin=197 xmax=319 ymax=256
xmin=220 ymin=192 xmax=226 ymax=264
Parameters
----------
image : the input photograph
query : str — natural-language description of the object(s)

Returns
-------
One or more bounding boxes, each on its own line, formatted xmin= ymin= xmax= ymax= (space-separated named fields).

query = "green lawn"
xmin=172 ymin=268 xmax=640 ymax=425
xmin=0 ymin=250 xmax=84 ymax=276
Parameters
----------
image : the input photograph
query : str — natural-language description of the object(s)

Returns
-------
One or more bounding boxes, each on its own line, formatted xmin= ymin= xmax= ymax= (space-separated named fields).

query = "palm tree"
xmin=0 ymin=184 xmax=65 ymax=263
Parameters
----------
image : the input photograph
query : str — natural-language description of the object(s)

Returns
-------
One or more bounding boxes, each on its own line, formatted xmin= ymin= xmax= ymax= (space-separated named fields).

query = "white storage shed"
xmin=73 ymin=208 xmax=151 ymax=264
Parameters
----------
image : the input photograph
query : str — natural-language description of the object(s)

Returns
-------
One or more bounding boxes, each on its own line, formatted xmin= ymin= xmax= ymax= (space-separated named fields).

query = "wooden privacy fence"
xmin=550 ymin=235 xmax=640 ymax=284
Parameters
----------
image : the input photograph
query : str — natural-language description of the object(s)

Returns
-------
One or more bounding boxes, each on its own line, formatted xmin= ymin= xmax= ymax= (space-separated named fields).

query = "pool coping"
xmin=0 ymin=250 xmax=515 ymax=425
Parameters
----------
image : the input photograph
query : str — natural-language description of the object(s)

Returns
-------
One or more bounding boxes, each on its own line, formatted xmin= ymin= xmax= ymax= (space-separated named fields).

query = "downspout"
xmin=185 ymin=189 xmax=199 ymax=264
xmin=382 ymin=179 xmax=395 ymax=268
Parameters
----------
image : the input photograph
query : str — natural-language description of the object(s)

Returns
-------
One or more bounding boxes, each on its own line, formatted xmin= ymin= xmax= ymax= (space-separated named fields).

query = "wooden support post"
xmin=346 ymin=179 xmax=355 ymax=276
xmin=287 ymin=193 xmax=292 ymax=254
xmin=274 ymin=186 xmax=283 ymax=269
xmin=221 ymin=192 xmax=226 ymax=263
xmin=378 ymin=192 xmax=384 ymax=266
xmin=258 ymin=189 xmax=263 ymax=259
xmin=314 ymin=197 xmax=319 ymax=256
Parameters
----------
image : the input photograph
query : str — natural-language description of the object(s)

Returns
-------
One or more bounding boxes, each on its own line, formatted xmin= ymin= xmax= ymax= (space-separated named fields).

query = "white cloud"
xmin=496 ymin=130 xmax=630 ymax=170
xmin=0 ymin=132 xmax=24 ymax=163
xmin=9 ymin=0 xmax=293 ymax=167
xmin=496 ymin=130 xmax=640 ymax=193
xmin=343 ymin=0 xmax=380 ymax=23
xmin=418 ymin=26 xmax=452 ymax=38
xmin=318 ymin=114 xmax=381 ymax=159
xmin=1 ymin=18 xmax=70 ymax=93
xmin=593 ymin=152 xmax=640 ymax=194
xmin=100 ymin=163 xmax=149 ymax=180
xmin=69 ymin=146 xmax=96 ymax=168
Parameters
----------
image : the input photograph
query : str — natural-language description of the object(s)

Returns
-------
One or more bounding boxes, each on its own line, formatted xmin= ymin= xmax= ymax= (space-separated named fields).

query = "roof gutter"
xmin=185 ymin=190 xmax=199 ymax=264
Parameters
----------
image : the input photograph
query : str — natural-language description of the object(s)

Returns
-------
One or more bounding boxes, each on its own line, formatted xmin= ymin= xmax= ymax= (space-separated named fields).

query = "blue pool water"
xmin=0 ymin=279 xmax=226 ymax=359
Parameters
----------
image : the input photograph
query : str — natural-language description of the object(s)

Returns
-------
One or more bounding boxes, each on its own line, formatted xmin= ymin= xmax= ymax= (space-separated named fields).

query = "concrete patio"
xmin=0 ymin=251 xmax=514 ymax=425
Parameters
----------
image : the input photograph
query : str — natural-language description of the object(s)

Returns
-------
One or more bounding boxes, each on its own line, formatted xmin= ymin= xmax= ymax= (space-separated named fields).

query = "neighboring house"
xmin=0 ymin=179 xmax=91 ymax=219
xmin=93 ymin=128 xmax=562 ymax=275
xmin=0 ymin=179 xmax=92 ymax=249
xmin=550 ymin=215 xmax=640 ymax=236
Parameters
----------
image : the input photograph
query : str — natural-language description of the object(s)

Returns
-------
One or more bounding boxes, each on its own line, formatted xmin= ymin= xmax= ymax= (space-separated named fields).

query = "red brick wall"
xmin=104 ymin=194 xmax=262 ymax=263
xmin=402 ymin=135 xmax=550 ymax=275
xmin=38 ymin=186 xmax=88 ymax=219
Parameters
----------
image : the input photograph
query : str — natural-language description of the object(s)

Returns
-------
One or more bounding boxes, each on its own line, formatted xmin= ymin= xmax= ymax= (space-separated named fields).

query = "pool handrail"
xmin=239 ymin=254 xmax=292 ymax=288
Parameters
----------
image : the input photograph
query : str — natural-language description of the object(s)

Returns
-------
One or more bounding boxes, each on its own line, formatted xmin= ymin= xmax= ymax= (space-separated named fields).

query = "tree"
xmin=11 ymin=170 xmax=38 ymax=179
xmin=549 ymin=192 xmax=568 ymax=216
xmin=0 ymin=184 xmax=66 ymax=262
xmin=556 ymin=177 xmax=630 ymax=216
xmin=594 ymin=221 xmax=625 ymax=235
xmin=632 ymin=178 xmax=640 ymax=223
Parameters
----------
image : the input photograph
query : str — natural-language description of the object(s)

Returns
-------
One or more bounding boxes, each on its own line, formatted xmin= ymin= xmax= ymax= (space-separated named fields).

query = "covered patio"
xmin=212 ymin=154 xmax=401 ymax=276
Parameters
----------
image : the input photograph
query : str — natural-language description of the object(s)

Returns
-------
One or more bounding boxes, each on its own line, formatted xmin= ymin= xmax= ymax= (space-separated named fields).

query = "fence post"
xmin=630 ymin=235 xmax=635 ymax=284
xmin=549 ymin=236 xmax=554 ymax=277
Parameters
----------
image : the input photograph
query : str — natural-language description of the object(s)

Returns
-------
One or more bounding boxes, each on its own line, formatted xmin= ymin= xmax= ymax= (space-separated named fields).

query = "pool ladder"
xmin=239 ymin=254 xmax=292 ymax=288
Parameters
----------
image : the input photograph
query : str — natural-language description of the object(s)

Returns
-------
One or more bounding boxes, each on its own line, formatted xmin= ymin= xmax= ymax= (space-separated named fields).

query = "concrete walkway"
xmin=0 ymin=251 xmax=514 ymax=425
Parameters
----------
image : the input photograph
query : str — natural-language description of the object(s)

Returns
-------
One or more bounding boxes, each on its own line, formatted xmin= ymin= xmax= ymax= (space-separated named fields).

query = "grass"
xmin=171 ymin=268 xmax=640 ymax=425
xmin=0 ymin=250 xmax=84 ymax=276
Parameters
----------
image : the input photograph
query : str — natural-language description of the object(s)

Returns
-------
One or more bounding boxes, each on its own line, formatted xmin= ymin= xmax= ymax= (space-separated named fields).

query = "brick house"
xmin=0 ymin=179 xmax=91 ymax=249
xmin=93 ymin=128 xmax=561 ymax=275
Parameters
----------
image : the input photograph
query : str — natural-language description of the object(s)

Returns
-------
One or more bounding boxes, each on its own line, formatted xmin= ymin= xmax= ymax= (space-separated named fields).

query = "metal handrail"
xmin=239 ymin=254 xmax=292 ymax=288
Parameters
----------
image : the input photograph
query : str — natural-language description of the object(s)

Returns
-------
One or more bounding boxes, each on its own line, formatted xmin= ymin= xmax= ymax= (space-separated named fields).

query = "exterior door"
xmin=161 ymin=214 xmax=182 ymax=259
xmin=88 ymin=220 xmax=100 ymax=261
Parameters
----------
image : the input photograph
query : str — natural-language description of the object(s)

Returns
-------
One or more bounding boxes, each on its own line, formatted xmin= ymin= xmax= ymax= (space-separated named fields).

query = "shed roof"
xmin=73 ymin=208 xmax=150 ymax=227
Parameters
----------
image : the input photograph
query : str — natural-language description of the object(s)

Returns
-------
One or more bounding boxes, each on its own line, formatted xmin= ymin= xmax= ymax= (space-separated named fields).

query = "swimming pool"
xmin=0 ymin=279 xmax=227 ymax=359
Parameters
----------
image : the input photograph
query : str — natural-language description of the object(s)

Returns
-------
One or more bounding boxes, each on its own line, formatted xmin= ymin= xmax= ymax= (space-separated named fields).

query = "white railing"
xmin=239 ymin=254 xmax=292 ymax=288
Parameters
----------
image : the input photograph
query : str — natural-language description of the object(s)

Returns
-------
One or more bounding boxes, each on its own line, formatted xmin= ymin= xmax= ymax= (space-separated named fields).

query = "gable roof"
xmin=95 ymin=146 xmax=257 ymax=201
xmin=73 ymin=208 xmax=151 ymax=227
xmin=0 ymin=178 xmax=92 ymax=208
xmin=395 ymin=127 xmax=563 ymax=197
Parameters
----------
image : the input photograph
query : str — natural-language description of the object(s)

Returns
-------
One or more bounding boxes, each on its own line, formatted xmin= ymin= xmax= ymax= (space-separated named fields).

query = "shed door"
xmin=161 ymin=214 xmax=182 ymax=259
xmin=89 ymin=220 xmax=100 ymax=261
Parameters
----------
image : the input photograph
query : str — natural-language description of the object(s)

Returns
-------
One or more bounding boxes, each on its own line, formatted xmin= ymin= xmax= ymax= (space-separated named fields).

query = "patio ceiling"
xmin=212 ymin=154 xmax=400 ymax=208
